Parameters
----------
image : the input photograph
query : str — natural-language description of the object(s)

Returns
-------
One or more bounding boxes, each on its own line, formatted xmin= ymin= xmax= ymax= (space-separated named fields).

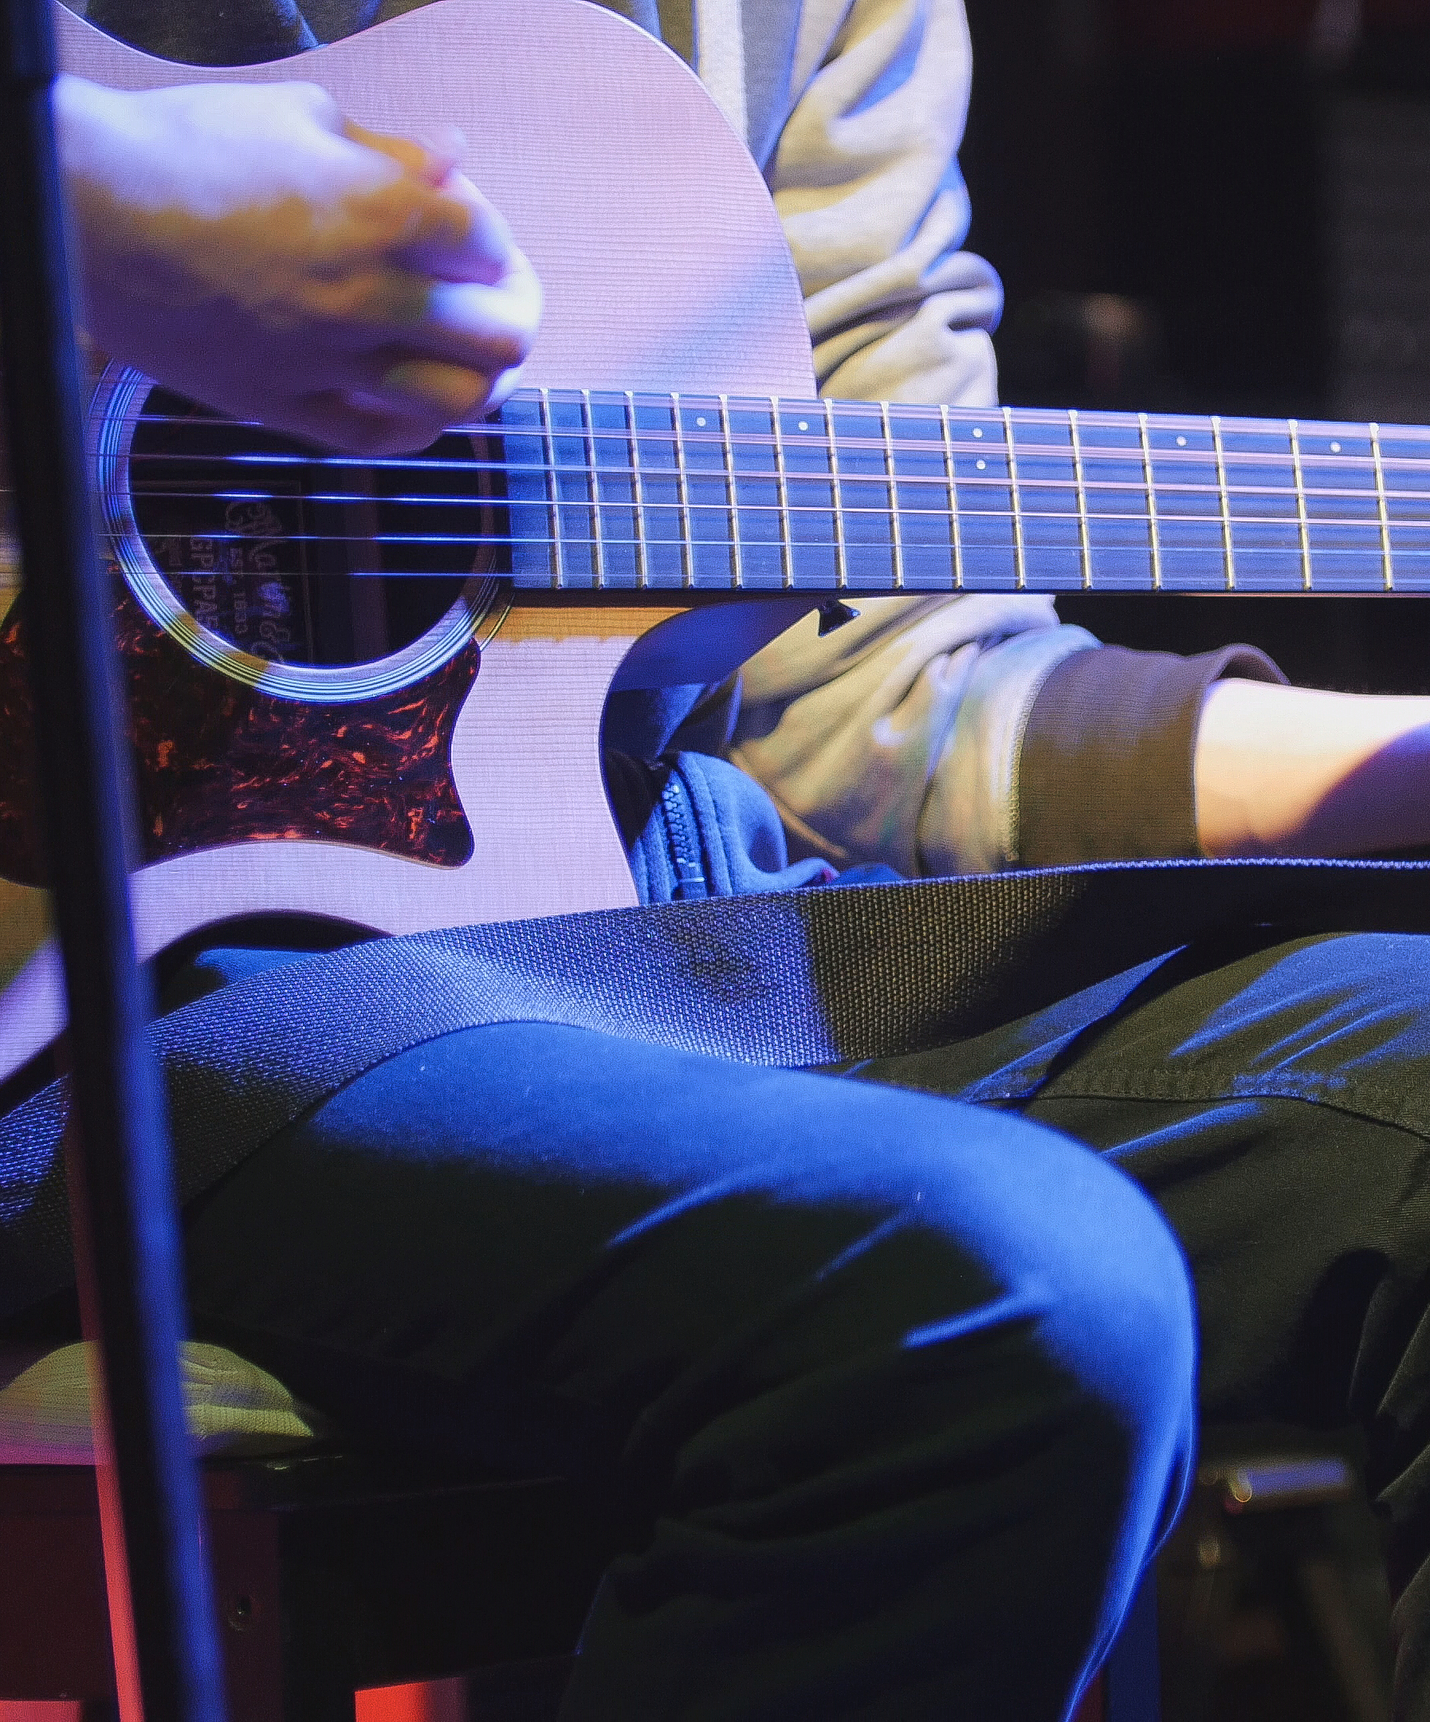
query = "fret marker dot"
xmin=972 ymin=428 xmax=984 ymax=438
xmin=695 ymin=417 xmax=707 ymax=427
xmin=976 ymin=458 xmax=987 ymax=470
xmin=1176 ymin=436 xmax=1187 ymax=446
xmin=797 ymin=420 xmax=809 ymax=431
xmin=1330 ymin=441 xmax=1342 ymax=453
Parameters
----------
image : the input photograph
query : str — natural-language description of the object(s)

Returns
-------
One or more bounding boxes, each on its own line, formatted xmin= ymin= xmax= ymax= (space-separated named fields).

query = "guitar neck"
xmin=500 ymin=391 xmax=1430 ymax=596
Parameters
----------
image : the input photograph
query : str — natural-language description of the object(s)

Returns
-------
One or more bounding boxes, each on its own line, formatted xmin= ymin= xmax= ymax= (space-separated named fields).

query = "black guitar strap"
xmin=2 ymin=854 xmax=1430 ymax=1317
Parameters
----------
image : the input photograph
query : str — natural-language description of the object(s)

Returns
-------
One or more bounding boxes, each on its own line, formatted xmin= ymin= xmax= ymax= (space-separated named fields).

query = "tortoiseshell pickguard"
xmin=0 ymin=573 xmax=478 ymax=889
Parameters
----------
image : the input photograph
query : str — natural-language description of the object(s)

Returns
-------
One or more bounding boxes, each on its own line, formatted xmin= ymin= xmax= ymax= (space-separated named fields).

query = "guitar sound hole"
xmin=127 ymin=386 xmax=503 ymax=668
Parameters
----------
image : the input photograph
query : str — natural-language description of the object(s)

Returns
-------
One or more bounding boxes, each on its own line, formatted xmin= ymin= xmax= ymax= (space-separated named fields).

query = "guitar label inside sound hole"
xmin=127 ymin=386 xmax=504 ymax=670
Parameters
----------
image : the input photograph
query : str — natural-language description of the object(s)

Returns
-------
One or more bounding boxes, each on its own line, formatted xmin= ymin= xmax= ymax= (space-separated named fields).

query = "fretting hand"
xmin=55 ymin=74 xmax=541 ymax=453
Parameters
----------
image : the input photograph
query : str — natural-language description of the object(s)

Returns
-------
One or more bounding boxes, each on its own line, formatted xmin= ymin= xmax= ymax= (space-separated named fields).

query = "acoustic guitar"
xmin=0 ymin=0 xmax=1427 ymax=1084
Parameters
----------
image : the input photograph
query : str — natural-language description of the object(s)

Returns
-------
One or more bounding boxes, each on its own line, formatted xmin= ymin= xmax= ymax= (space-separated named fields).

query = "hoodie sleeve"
xmin=769 ymin=0 xmax=1003 ymax=406
xmin=726 ymin=594 xmax=1098 ymax=876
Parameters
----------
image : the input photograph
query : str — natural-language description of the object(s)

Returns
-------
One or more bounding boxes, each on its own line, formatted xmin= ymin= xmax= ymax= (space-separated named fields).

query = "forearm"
xmin=1195 ymin=679 xmax=1430 ymax=857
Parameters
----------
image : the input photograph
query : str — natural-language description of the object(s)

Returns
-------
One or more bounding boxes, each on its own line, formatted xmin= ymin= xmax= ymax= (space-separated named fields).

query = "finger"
xmin=312 ymin=174 xmax=475 ymax=270
xmin=343 ymin=119 xmax=471 ymax=193
xmin=407 ymin=123 xmax=468 ymax=183
xmin=296 ymin=261 xmax=434 ymax=333
xmin=343 ymin=118 xmax=448 ymax=183
xmin=316 ymin=267 xmax=539 ymax=382
xmin=300 ymin=337 xmax=502 ymax=421
xmin=422 ymin=272 xmax=542 ymax=364
xmin=394 ymin=171 xmax=524 ymax=284
xmin=281 ymin=388 xmax=453 ymax=456
xmin=373 ymin=359 xmax=492 ymax=420
xmin=315 ymin=169 xmax=527 ymax=298
xmin=484 ymin=360 xmax=527 ymax=413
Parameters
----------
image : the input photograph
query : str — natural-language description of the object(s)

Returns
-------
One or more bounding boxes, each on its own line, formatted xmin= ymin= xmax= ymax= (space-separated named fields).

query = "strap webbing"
xmin=3 ymin=856 xmax=1429 ymax=1315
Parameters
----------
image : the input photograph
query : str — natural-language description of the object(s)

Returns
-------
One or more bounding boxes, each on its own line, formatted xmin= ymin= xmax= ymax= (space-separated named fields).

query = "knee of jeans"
xmin=1022 ymin=1141 xmax=1198 ymax=1546
xmin=1050 ymin=1189 xmax=1194 ymax=1438
xmin=903 ymin=1106 xmax=1198 ymax=1456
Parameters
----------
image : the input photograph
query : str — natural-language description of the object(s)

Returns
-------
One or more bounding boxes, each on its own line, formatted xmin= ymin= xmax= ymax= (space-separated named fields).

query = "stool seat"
xmin=0 ymin=1343 xmax=322 ymax=1465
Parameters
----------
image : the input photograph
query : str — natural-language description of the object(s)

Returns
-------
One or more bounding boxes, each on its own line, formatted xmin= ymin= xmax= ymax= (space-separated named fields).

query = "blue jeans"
xmin=179 ymin=1011 xmax=1194 ymax=1722
xmin=153 ymin=927 xmax=1430 ymax=1717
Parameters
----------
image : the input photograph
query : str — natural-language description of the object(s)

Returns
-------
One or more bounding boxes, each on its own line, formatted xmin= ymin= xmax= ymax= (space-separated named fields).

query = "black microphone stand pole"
xmin=0 ymin=2 xmax=227 ymax=1718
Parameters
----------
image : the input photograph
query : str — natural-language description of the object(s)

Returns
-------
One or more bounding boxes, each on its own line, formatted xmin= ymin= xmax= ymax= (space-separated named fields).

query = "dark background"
xmin=959 ymin=0 xmax=1430 ymax=697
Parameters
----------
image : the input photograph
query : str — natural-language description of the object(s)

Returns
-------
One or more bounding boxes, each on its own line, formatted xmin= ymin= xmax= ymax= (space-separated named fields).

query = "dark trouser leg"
xmin=851 ymin=930 xmax=1430 ymax=1720
xmin=180 ymin=1021 xmax=1194 ymax=1722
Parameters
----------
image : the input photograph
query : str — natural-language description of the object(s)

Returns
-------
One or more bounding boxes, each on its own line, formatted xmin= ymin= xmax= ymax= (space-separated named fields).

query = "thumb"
xmin=344 ymin=118 xmax=467 ymax=187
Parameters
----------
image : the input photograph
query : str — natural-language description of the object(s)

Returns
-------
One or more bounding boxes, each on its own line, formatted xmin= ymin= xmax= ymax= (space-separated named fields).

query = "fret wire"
xmin=1288 ymin=418 xmax=1313 ymax=592
xmin=770 ymin=397 xmax=794 ymax=589
xmin=538 ymin=388 xmax=565 ymax=588
xmin=938 ymin=403 xmax=964 ymax=590
xmin=881 ymin=401 xmax=906 ymax=589
xmin=580 ymin=389 xmax=606 ymax=590
xmin=624 ymin=391 xmax=650 ymax=589
xmin=1137 ymin=412 xmax=1163 ymax=591
xmin=669 ymin=391 xmax=695 ymax=589
xmin=1068 ymin=408 xmax=1093 ymax=589
xmin=824 ymin=398 xmax=850 ymax=589
xmin=1371 ymin=422 xmax=1395 ymax=591
xmin=718 ymin=394 xmax=743 ymax=590
xmin=1002 ymin=407 xmax=1027 ymax=589
xmin=1211 ymin=414 xmax=1236 ymax=591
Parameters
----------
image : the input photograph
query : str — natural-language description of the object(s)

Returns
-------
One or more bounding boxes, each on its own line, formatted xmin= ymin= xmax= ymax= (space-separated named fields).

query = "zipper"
xmin=660 ymin=766 xmax=709 ymax=900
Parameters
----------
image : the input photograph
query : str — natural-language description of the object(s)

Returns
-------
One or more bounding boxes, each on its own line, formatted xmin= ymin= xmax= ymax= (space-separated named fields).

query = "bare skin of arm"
xmin=52 ymin=74 xmax=541 ymax=454
xmin=1196 ymin=678 xmax=1430 ymax=857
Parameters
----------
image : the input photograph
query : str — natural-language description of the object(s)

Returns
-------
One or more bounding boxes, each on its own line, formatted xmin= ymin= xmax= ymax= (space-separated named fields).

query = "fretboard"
xmin=499 ymin=389 xmax=1430 ymax=594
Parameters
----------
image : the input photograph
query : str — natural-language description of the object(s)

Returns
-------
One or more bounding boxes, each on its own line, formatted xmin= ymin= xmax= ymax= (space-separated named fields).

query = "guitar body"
xmin=0 ymin=0 xmax=821 ymax=1079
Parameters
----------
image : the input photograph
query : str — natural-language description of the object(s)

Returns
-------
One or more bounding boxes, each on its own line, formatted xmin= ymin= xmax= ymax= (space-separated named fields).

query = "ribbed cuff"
xmin=1017 ymin=643 xmax=1286 ymax=867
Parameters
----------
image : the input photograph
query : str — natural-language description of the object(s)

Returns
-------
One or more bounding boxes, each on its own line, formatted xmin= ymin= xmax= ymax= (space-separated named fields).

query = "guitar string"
xmin=127 ymin=399 xmax=1430 ymax=442
xmin=120 ymin=482 xmax=1430 ymax=535
xmin=119 ymin=461 xmax=1430 ymax=521
xmin=123 ymin=465 xmax=1430 ymax=506
xmin=111 ymin=399 xmax=1430 ymax=558
xmin=122 ymin=433 xmax=1430 ymax=489
xmin=123 ymin=519 xmax=1430 ymax=545
xmin=121 ymin=440 xmax=1430 ymax=500
xmin=124 ymin=405 xmax=1430 ymax=468
xmin=128 ymin=530 xmax=1430 ymax=556
xmin=122 ymin=484 xmax=1430 ymax=525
